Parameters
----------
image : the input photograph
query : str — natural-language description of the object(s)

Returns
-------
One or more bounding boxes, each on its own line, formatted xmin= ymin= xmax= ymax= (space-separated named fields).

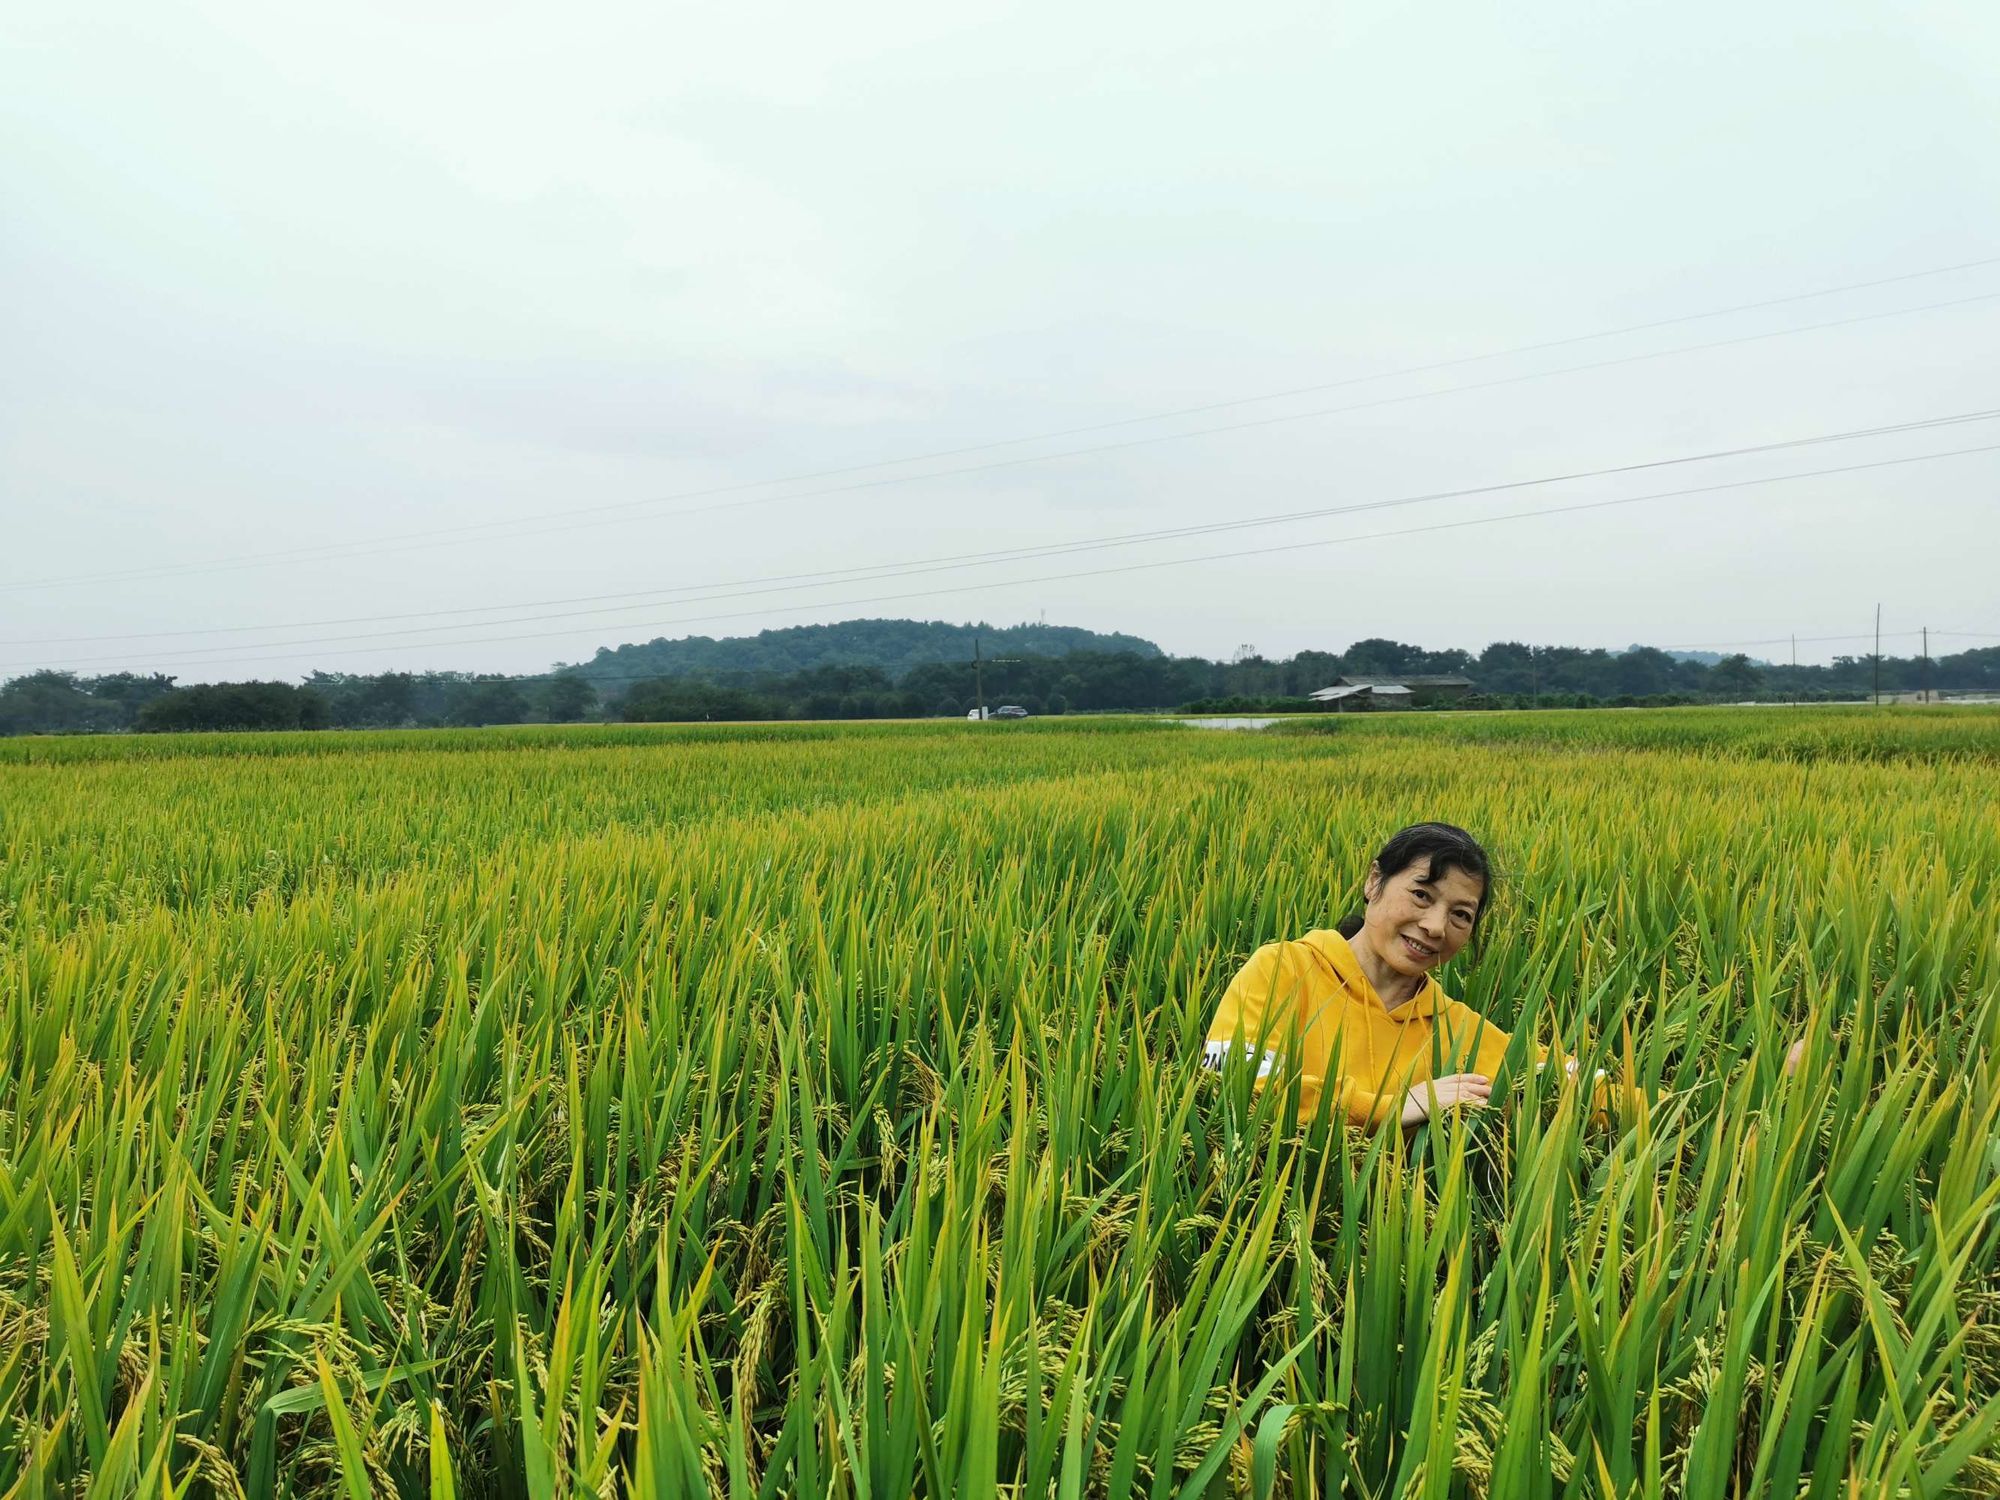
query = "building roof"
xmin=1334 ymin=674 xmax=1474 ymax=688
xmin=1309 ymin=682 xmax=1413 ymax=701
xmin=1308 ymin=674 xmax=1471 ymax=701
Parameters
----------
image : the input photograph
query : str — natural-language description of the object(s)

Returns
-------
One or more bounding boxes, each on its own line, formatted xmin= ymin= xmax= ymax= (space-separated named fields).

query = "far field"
xmin=2 ymin=707 xmax=1997 ymax=1497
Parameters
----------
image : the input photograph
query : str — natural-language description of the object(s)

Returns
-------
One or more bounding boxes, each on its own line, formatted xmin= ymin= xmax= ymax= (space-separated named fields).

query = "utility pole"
xmin=1530 ymin=646 xmax=1539 ymax=710
xmin=1791 ymin=634 xmax=1798 ymax=708
xmin=1922 ymin=625 xmax=1930 ymax=704
xmin=1872 ymin=604 xmax=1882 ymax=706
xmin=970 ymin=632 xmax=1020 ymax=721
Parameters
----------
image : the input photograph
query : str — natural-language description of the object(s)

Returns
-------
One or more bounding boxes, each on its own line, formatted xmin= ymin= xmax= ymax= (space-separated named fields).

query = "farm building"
xmin=1309 ymin=674 xmax=1475 ymax=710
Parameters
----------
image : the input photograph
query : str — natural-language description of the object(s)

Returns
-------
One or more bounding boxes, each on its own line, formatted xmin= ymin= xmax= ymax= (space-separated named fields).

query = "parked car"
xmin=994 ymin=704 xmax=1029 ymax=719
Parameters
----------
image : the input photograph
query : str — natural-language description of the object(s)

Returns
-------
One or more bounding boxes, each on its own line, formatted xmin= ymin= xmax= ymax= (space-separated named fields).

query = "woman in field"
xmin=1200 ymin=822 xmax=1521 ymax=1130
xmin=1201 ymin=822 xmax=1803 ymax=1131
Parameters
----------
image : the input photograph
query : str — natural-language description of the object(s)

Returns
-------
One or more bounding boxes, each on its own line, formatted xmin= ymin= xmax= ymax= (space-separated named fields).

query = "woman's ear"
xmin=1363 ymin=861 xmax=1383 ymax=904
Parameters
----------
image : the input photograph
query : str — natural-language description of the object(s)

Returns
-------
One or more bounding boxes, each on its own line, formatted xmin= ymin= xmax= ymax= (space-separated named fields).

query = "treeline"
xmin=617 ymin=641 xmax=2000 ymax=722
xmin=0 ymin=670 xmax=598 ymax=736
xmin=4 ymin=638 xmax=1995 ymax=735
xmin=573 ymin=617 xmax=1161 ymax=683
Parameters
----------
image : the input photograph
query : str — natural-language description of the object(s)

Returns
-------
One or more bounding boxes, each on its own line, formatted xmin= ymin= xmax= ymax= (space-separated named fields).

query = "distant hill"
xmin=566 ymin=618 xmax=1163 ymax=684
xmin=1624 ymin=646 xmax=1775 ymax=669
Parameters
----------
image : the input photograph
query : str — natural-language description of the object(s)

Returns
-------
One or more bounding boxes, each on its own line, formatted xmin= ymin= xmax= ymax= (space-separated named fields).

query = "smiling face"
xmin=1359 ymin=855 xmax=1485 ymax=980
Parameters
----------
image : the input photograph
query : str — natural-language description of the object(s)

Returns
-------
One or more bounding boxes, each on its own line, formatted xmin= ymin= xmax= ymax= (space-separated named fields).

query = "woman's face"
xmin=1361 ymin=855 xmax=1484 ymax=979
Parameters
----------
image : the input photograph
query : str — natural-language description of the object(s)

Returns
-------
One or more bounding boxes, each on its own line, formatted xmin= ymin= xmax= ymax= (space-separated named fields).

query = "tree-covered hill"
xmin=7 ymin=636 xmax=1997 ymax=736
xmin=567 ymin=618 xmax=1161 ymax=685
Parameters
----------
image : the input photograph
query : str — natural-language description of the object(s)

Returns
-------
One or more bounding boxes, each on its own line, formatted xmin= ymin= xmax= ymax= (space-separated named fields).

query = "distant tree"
xmin=1476 ymin=642 xmax=1536 ymax=695
xmin=1415 ymin=646 xmax=1475 ymax=675
xmin=1533 ymin=645 xmax=1610 ymax=696
xmin=136 ymin=681 xmax=324 ymax=732
xmin=86 ymin=672 xmax=180 ymax=722
xmin=1711 ymin=653 xmax=1765 ymax=699
xmin=303 ymin=670 xmax=416 ymax=727
xmin=11 ymin=627 xmax=1978 ymax=737
xmin=361 ymin=673 xmax=418 ymax=726
xmin=579 ymin=618 xmax=1164 ymax=688
xmin=0 ymin=671 xmax=116 ymax=735
xmin=1939 ymin=645 xmax=2000 ymax=690
xmin=543 ymin=675 xmax=597 ymax=722
xmin=622 ymin=679 xmax=770 ymax=722
xmin=1613 ymin=647 xmax=1675 ymax=698
xmin=1342 ymin=638 xmax=1424 ymax=675
xmin=445 ymin=681 xmax=530 ymax=727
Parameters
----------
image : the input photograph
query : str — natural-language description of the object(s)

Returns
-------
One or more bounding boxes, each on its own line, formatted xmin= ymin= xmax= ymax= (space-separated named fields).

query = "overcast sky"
xmin=4 ymin=0 xmax=1997 ymax=681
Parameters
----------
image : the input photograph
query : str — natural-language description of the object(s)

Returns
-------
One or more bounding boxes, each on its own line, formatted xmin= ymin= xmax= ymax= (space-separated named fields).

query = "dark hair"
xmin=1335 ymin=822 xmax=1495 ymax=943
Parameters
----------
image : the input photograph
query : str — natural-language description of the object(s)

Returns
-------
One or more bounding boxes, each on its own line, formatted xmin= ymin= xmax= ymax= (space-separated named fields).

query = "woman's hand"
xmin=1400 ymin=1073 xmax=1493 ymax=1128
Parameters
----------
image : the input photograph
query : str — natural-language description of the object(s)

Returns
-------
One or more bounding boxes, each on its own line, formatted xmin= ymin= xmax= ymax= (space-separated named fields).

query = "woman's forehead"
xmin=1401 ymin=857 xmax=1484 ymax=900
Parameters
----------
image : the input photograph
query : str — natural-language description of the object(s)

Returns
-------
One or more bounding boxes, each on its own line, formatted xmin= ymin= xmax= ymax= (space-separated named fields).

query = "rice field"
xmin=3 ymin=706 xmax=1997 ymax=1498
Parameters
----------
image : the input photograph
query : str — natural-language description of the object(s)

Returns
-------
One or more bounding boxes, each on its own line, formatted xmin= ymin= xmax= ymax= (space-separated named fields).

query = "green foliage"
xmin=10 ymin=630 xmax=1998 ymax=737
xmin=2 ymin=710 xmax=1999 ymax=1495
xmin=541 ymin=675 xmax=597 ymax=723
xmin=0 ymin=670 xmax=177 ymax=735
xmin=621 ymin=678 xmax=778 ymax=723
xmin=443 ymin=679 xmax=530 ymax=728
xmin=135 ymin=679 xmax=329 ymax=732
xmin=1711 ymin=653 xmax=1765 ymax=699
xmin=576 ymin=616 xmax=1165 ymax=684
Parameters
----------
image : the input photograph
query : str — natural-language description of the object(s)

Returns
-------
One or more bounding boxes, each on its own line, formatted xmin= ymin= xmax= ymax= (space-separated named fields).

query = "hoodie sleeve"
xmin=1201 ymin=941 xmax=1299 ymax=1082
xmin=1204 ymin=943 xmax=1395 ymax=1129
xmin=1322 ymin=1076 xmax=1399 ymax=1131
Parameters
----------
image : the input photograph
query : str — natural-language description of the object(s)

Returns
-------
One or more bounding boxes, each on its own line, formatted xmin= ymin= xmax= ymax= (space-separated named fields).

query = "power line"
xmin=1662 ymin=629 xmax=2000 ymax=653
xmin=11 ymin=402 xmax=1984 ymax=656
xmin=7 ymin=279 xmax=1999 ymax=594
xmin=1659 ymin=629 xmax=1925 ymax=650
xmin=42 ymin=439 xmax=1999 ymax=678
xmin=15 ymin=408 xmax=1997 ymax=669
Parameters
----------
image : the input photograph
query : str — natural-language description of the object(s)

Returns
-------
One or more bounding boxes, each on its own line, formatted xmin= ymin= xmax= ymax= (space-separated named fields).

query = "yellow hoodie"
xmin=1201 ymin=929 xmax=1629 ymax=1129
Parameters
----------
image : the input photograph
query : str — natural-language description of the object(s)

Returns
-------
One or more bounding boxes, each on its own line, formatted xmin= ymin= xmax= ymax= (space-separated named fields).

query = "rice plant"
xmin=2 ymin=707 xmax=1996 ymax=1496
